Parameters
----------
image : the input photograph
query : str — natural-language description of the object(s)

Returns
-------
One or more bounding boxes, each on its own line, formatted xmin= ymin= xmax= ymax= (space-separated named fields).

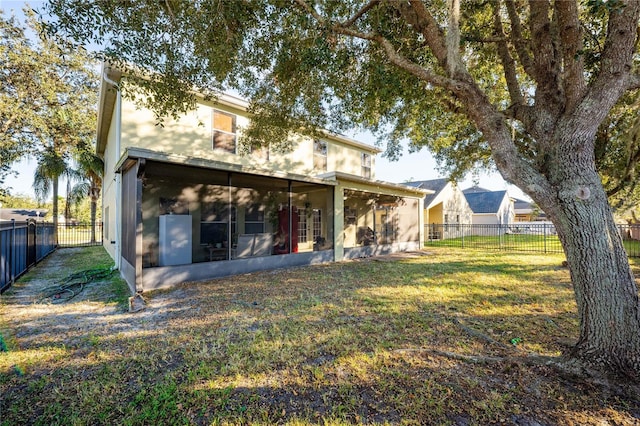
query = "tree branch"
xmin=445 ymin=0 xmax=462 ymax=76
xmin=504 ymin=0 xmax=534 ymax=77
xmin=574 ymin=0 xmax=640 ymax=131
xmin=398 ymin=0 xmax=448 ymax=66
xmin=292 ymin=0 xmax=460 ymax=92
xmin=528 ymin=0 xmax=562 ymax=110
xmin=374 ymin=35 xmax=460 ymax=91
xmin=627 ymin=73 xmax=640 ymax=91
xmin=292 ymin=0 xmax=323 ymax=23
xmin=338 ymin=0 xmax=380 ymax=28
xmin=556 ymin=0 xmax=586 ymax=112
xmin=492 ymin=0 xmax=524 ymax=107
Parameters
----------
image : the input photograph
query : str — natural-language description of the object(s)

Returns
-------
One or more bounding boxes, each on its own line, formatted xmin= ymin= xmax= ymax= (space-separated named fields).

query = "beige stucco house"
xmin=406 ymin=179 xmax=473 ymax=239
xmin=97 ymin=65 xmax=430 ymax=293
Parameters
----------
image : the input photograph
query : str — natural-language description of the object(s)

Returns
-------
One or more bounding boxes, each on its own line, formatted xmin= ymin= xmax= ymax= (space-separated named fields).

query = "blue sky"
xmin=1 ymin=0 xmax=527 ymax=201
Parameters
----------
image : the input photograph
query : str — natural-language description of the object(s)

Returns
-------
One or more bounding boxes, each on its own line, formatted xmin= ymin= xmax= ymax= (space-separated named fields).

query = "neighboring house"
xmin=406 ymin=178 xmax=473 ymax=239
xmin=0 ymin=209 xmax=48 ymax=222
xmin=98 ymin=65 xmax=431 ymax=293
xmin=513 ymin=198 xmax=547 ymax=222
xmin=462 ymin=186 xmax=515 ymax=228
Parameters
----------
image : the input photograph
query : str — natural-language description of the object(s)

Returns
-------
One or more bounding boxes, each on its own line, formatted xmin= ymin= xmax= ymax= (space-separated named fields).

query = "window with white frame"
xmin=313 ymin=139 xmax=328 ymax=171
xmin=244 ymin=204 xmax=265 ymax=234
xmin=212 ymin=109 xmax=236 ymax=153
xmin=361 ymin=153 xmax=372 ymax=178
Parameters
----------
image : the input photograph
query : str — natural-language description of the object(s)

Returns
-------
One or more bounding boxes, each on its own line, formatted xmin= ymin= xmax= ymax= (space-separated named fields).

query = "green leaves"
xmin=0 ymin=7 xmax=98 ymax=198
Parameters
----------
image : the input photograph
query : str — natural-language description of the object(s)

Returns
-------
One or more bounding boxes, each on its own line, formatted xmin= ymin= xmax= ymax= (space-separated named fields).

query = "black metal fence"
xmin=57 ymin=222 xmax=103 ymax=248
xmin=424 ymin=223 xmax=640 ymax=258
xmin=1 ymin=221 xmax=56 ymax=293
xmin=0 ymin=221 xmax=103 ymax=293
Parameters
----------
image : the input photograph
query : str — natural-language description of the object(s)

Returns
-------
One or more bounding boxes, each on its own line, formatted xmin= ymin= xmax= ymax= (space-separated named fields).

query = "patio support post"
xmin=135 ymin=159 xmax=146 ymax=292
xmin=333 ymin=185 xmax=345 ymax=261
xmin=417 ymin=197 xmax=425 ymax=248
xmin=288 ymin=180 xmax=293 ymax=254
xmin=227 ymin=172 xmax=232 ymax=260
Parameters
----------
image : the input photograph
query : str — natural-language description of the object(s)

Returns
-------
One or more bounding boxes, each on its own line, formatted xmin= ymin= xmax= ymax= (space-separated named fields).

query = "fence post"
xmin=9 ymin=219 xmax=15 ymax=286
xmin=543 ymin=223 xmax=547 ymax=254
xmin=461 ymin=225 xmax=465 ymax=248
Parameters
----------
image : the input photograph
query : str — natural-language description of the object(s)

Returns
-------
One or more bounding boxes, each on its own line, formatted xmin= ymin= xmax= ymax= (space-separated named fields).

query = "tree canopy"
xmin=45 ymin=0 xmax=640 ymax=378
xmin=0 ymin=8 xmax=98 ymax=200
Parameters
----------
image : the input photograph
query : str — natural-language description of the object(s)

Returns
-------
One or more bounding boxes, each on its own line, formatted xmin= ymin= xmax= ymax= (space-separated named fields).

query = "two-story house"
xmin=98 ymin=66 xmax=430 ymax=293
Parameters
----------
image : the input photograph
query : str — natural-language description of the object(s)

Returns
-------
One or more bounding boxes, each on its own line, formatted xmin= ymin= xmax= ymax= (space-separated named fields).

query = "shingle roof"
xmin=462 ymin=185 xmax=493 ymax=194
xmin=464 ymin=190 xmax=508 ymax=214
xmin=0 ymin=208 xmax=48 ymax=222
xmin=513 ymin=198 xmax=533 ymax=211
xmin=405 ymin=178 xmax=450 ymax=207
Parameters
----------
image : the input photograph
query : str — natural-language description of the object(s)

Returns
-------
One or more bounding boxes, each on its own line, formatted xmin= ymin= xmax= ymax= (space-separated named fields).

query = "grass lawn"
xmin=425 ymin=233 xmax=640 ymax=258
xmin=1 ymin=246 xmax=639 ymax=425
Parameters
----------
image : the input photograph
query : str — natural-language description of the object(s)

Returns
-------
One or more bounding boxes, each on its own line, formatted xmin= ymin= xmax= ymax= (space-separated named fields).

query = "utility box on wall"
xmin=159 ymin=215 xmax=192 ymax=266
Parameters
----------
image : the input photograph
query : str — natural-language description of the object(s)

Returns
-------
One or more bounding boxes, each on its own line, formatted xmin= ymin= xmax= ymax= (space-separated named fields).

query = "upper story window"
xmin=314 ymin=139 xmax=328 ymax=172
xmin=361 ymin=153 xmax=372 ymax=178
xmin=213 ymin=109 xmax=236 ymax=153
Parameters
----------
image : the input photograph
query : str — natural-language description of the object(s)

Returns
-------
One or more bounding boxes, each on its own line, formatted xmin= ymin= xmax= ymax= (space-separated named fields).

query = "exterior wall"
xmin=471 ymin=213 xmax=499 ymax=225
xmin=118 ymin=98 xmax=375 ymax=179
xmin=101 ymin=97 xmax=120 ymax=261
xmin=469 ymin=197 xmax=514 ymax=226
xmin=396 ymin=198 xmax=420 ymax=243
xmin=497 ymin=197 xmax=515 ymax=225
xmin=142 ymin=250 xmax=334 ymax=291
xmin=441 ymin=185 xmax=473 ymax=225
xmin=327 ymin=140 xmax=374 ymax=178
xmin=428 ymin=203 xmax=443 ymax=224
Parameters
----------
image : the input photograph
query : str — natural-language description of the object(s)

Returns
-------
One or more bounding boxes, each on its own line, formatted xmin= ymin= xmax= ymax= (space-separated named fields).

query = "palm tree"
xmin=33 ymin=147 xmax=71 ymax=245
xmin=69 ymin=150 xmax=103 ymax=243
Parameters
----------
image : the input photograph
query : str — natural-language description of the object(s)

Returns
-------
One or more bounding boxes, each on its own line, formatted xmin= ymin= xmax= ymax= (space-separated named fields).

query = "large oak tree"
xmin=46 ymin=0 xmax=640 ymax=378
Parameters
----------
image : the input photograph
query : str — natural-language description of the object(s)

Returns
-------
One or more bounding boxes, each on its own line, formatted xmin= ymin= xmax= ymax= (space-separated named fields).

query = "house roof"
xmin=514 ymin=198 xmax=533 ymax=212
xmin=462 ymin=185 xmax=493 ymax=194
xmin=0 ymin=208 xmax=48 ymax=222
xmin=464 ymin=190 xmax=509 ymax=214
xmin=319 ymin=171 xmax=433 ymax=198
xmin=405 ymin=178 xmax=450 ymax=207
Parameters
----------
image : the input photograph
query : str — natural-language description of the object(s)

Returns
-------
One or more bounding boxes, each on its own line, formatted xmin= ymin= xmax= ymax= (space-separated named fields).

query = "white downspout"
xmin=103 ymin=73 xmax=122 ymax=269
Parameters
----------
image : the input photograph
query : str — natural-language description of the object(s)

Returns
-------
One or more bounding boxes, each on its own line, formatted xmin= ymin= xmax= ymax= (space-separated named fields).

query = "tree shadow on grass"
xmin=3 ymin=250 xmax=639 ymax=424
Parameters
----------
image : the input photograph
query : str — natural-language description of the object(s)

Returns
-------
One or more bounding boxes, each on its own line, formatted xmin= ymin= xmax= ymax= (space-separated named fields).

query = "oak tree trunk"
xmin=554 ymin=183 xmax=640 ymax=377
xmin=517 ymin=135 xmax=640 ymax=378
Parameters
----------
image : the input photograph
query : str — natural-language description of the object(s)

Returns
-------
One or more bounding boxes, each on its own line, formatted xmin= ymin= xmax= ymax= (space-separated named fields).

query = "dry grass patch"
xmin=1 ymin=247 xmax=639 ymax=425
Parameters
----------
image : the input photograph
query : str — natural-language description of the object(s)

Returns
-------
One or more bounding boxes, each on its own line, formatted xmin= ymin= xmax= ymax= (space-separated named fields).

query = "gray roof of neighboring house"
xmin=462 ymin=185 xmax=493 ymax=194
xmin=514 ymin=198 xmax=533 ymax=211
xmin=405 ymin=178 xmax=450 ymax=207
xmin=0 ymin=208 xmax=48 ymax=222
xmin=463 ymin=190 xmax=508 ymax=214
